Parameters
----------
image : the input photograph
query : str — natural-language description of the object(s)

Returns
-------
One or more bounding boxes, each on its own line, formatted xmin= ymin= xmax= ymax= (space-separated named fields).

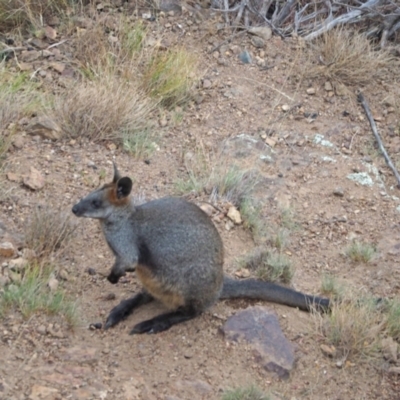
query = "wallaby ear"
xmin=112 ymin=162 xmax=122 ymax=183
xmin=116 ymin=177 xmax=132 ymax=199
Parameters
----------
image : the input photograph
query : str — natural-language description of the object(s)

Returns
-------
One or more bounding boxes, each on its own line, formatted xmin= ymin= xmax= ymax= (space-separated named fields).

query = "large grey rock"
xmin=222 ymin=306 xmax=294 ymax=378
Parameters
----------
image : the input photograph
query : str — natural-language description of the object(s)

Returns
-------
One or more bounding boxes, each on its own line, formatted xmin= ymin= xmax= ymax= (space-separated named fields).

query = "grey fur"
xmin=72 ymin=165 xmax=329 ymax=334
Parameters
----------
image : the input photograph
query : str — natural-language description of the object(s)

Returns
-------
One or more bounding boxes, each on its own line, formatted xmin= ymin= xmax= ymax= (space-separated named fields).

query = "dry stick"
xmin=358 ymin=92 xmax=400 ymax=188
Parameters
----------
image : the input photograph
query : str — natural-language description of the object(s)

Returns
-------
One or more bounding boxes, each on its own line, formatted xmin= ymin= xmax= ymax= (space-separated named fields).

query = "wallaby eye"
xmin=91 ymin=199 xmax=101 ymax=209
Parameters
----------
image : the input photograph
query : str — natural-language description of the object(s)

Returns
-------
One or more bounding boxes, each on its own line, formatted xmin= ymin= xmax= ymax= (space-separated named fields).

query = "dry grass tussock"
xmin=312 ymin=291 xmax=386 ymax=361
xmin=24 ymin=206 xmax=78 ymax=261
xmin=0 ymin=0 xmax=75 ymax=32
xmin=50 ymin=78 xmax=154 ymax=142
xmin=305 ymin=28 xmax=395 ymax=87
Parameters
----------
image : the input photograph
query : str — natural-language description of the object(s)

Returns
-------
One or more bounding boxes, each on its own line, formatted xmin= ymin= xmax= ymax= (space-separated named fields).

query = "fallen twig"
xmin=358 ymin=91 xmax=400 ymax=188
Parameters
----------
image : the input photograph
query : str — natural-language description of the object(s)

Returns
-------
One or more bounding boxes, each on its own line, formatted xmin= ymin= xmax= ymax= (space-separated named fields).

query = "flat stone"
xmin=27 ymin=117 xmax=62 ymax=140
xmin=29 ymin=384 xmax=58 ymax=400
xmin=62 ymin=346 xmax=98 ymax=365
xmin=248 ymin=26 xmax=272 ymax=41
xmin=0 ymin=242 xmax=16 ymax=258
xmin=23 ymin=167 xmax=45 ymax=190
xmin=222 ymin=306 xmax=294 ymax=378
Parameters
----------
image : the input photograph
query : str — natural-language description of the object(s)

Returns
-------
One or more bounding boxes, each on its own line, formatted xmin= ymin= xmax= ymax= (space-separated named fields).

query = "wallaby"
xmin=72 ymin=163 xmax=329 ymax=334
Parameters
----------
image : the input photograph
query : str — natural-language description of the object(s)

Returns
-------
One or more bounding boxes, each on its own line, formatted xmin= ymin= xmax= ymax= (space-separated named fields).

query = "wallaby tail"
xmin=220 ymin=276 xmax=330 ymax=312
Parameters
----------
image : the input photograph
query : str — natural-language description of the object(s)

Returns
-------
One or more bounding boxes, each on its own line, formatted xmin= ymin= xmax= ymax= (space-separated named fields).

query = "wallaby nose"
xmin=72 ymin=204 xmax=79 ymax=215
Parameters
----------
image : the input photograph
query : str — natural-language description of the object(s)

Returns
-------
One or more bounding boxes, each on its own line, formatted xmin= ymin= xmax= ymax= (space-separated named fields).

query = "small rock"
xmin=324 ymin=81 xmax=333 ymax=92
xmin=87 ymin=267 xmax=96 ymax=276
xmin=335 ymin=83 xmax=347 ymax=97
xmin=306 ymin=88 xmax=316 ymax=95
xmin=48 ymin=277 xmax=59 ymax=292
xmin=333 ymin=187 xmax=344 ymax=197
xmin=0 ymin=275 xmax=11 ymax=287
xmin=200 ymin=203 xmax=215 ymax=216
xmin=27 ymin=117 xmax=62 ymax=140
xmin=381 ymin=337 xmax=398 ymax=362
xmin=159 ymin=117 xmax=168 ymax=127
xmin=9 ymin=258 xmax=28 ymax=271
xmin=37 ymin=325 xmax=47 ymax=335
xmin=202 ymin=79 xmax=212 ymax=89
xmin=281 ymin=104 xmax=290 ymax=112
xmin=12 ymin=135 xmax=25 ymax=149
xmin=49 ymin=62 xmax=65 ymax=74
xmin=251 ymin=36 xmax=265 ymax=48
xmin=6 ymin=172 xmax=20 ymax=182
xmin=225 ymin=220 xmax=234 ymax=231
xmin=103 ymin=293 xmax=116 ymax=301
xmin=29 ymin=384 xmax=58 ymax=400
xmin=248 ymin=26 xmax=272 ymax=41
xmin=44 ymin=26 xmax=57 ymax=40
xmin=58 ymin=269 xmax=69 ymax=281
xmin=23 ymin=167 xmax=45 ymax=190
xmin=265 ymin=137 xmax=277 ymax=148
xmin=239 ymin=50 xmax=252 ymax=64
xmin=227 ymin=206 xmax=242 ymax=225
xmin=22 ymin=248 xmax=37 ymax=260
xmin=320 ymin=344 xmax=337 ymax=357
xmin=234 ymin=268 xmax=250 ymax=278
xmin=30 ymin=38 xmax=47 ymax=49
xmin=9 ymin=271 xmax=22 ymax=283
xmin=0 ymin=242 xmax=16 ymax=258
xmin=20 ymin=50 xmax=41 ymax=63
xmin=388 ymin=367 xmax=400 ymax=375
xmin=18 ymin=62 xmax=32 ymax=72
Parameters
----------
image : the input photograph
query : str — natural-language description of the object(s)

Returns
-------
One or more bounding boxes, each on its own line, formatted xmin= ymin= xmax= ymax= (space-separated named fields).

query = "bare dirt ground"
xmin=1 ymin=4 xmax=400 ymax=400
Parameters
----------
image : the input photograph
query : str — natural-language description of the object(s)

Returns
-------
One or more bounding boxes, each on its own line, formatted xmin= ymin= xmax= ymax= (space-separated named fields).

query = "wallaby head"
xmin=72 ymin=163 xmax=133 ymax=220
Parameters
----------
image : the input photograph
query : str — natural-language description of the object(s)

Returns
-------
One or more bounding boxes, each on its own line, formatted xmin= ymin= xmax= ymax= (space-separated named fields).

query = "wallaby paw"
xmin=104 ymin=304 xmax=130 ymax=329
xmin=130 ymin=319 xmax=170 ymax=335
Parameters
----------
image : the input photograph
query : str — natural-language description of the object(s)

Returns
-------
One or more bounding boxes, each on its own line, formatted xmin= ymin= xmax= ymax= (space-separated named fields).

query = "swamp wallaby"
xmin=72 ymin=163 xmax=329 ymax=334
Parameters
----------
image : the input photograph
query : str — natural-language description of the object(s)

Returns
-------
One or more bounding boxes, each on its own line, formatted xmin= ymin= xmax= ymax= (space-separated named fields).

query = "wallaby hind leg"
xmin=130 ymin=305 xmax=198 ymax=335
xmin=105 ymin=291 xmax=154 ymax=329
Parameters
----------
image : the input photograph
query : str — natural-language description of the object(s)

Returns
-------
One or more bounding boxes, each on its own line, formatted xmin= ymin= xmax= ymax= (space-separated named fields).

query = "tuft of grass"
xmin=312 ymin=292 xmax=385 ymax=361
xmin=122 ymin=128 xmax=158 ymax=160
xmin=345 ymin=240 xmax=376 ymax=263
xmin=50 ymin=78 xmax=154 ymax=142
xmin=0 ymin=0 xmax=75 ymax=32
xmin=222 ymin=386 xmax=271 ymax=400
xmin=240 ymin=247 xmax=293 ymax=284
xmin=142 ymin=48 xmax=198 ymax=108
xmin=305 ymin=27 xmax=394 ymax=87
xmin=0 ymin=65 xmax=44 ymax=133
xmin=24 ymin=207 xmax=77 ymax=260
xmin=209 ymin=166 xmax=260 ymax=208
xmin=239 ymin=198 xmax=264 ymax=240
xmin=269 ymin=227 xmax=290 ymax=250
xmin=0 ymin=263 xmax=78 ymax=325
xmin=385 ymin=299 xmax=400 ymax=341
xmin=320 ymin=274 xmax=344 ymax=299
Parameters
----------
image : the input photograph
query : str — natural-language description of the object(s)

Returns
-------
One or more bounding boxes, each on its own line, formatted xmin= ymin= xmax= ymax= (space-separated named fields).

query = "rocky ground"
xmin=1 ymin=2 xmax=400 ymax=399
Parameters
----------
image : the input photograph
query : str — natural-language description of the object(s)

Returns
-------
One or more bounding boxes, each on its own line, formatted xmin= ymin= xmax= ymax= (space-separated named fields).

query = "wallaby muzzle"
xmin=71 ymin=202 xmax=83 ymax=217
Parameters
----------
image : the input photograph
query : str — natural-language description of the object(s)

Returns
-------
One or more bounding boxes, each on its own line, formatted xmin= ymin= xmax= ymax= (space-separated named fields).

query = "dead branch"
xmin=211 ymin=0 xmax=400 ymax=45
xmin=358 ymin=92 xmax=400 ymax=189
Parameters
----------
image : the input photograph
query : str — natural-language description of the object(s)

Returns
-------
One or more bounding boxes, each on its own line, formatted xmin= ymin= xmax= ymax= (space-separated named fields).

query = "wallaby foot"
xmin=130 ymin=306 xmax=198 ymax=334
xmin=105 ymin=291 xmax=153 ymax=329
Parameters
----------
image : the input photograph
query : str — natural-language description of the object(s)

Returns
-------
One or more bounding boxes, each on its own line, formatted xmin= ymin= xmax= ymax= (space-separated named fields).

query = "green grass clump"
xmin=122 ymin=128 xmax=158 ymax=160
xmin=240 ymin=247 xmax=293 ymax=284
xmin=143 ymin=48 xmax=198 ymax=108
xmin=385 ymin=299 xmax=400 ymax=341
xmin=0 ymin=0 xmax=74 ymax=32
xmin=345 ymin=241 xmax=376 ymax=263
xmin=222 ymin=386 xmax=271 ymax=400
xmin=320 ymin=274 xmax=344 ymax=299
xmin=0 ymin=263 xmax=77 ymax=325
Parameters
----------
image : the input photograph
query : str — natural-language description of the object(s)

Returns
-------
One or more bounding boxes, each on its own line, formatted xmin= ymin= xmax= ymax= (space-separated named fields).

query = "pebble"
xmin=333 ymin=187 xmax=344 ymax=197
